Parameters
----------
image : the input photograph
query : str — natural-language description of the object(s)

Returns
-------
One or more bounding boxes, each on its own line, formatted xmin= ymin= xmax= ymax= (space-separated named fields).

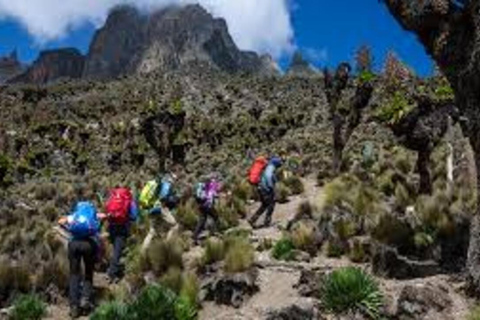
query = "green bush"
xmin=275 ymin=183 xmax=291 ymax=204
xmin=321 ymin=267 xmax=383 ymax=319
xmin=376 ymin=91 xmax=415 ymax=125
xmin=10 ymin=294 xmax=46 ymax=320
xmin=272 ymin=237 xmax=295 ymax=261
xmin=175 ymin=295 xmax=197 ymax=320
xmin=129 ymin=284 xmax=177 ymax=320
xmin=291 ymin=223 xmax=316 ymax=254
xmin=161 ymin=267 xmax=183 ymax=294
xmin=146 ymin=236 xmax=184 ymax=276
xmin=90 ymin=301 xmax=130 ymax=320
xmin=224 ymin=236 xmax=255 ymax=273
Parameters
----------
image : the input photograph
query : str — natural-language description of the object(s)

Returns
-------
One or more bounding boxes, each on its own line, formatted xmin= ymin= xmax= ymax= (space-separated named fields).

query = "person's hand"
xmin=97 ymin=213 xmax=108 ymax=221
xmin=58 ymin=216 xmax=68 ymax=226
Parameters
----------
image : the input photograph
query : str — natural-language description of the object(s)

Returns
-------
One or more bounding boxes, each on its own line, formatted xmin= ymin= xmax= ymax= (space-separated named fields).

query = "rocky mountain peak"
xmin=0 ymin=50 xmax=23 ymax=84
xmin=287 ymin=51 xmax=319 ymax=77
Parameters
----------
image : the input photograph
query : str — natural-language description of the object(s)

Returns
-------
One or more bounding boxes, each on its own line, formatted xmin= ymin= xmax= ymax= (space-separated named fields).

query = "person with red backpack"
xmin=103 ymin=186 xmax=138 ymax=283
xmin=248 ymin=156 xmax=283 ymax=228
xmin=58 ymin=188 xmax=101 ymax=318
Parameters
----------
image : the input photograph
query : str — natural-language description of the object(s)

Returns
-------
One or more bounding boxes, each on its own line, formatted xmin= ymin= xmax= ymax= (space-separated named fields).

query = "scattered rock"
xmin=201 ymin=268 xmax=259 ymax=308
xmin=395 ymin=284 xmax=453 ymax=320
xmin=372 ymin=244 xmax=440 ymax=279
xmin=294 ymin=269 xmax=323 ymax=298
xmin=266 ymin=299 xmax=323 ymax=320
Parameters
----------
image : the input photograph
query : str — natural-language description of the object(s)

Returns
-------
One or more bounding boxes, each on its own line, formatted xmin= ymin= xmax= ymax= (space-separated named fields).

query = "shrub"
xmin=0 ymin=262 xmax=32 ymax=301
xmin=90 ymin=301 xmax=130 ymax=320
xmin=291 ymin=223 xmax=316 ymax=254
xmin=176 ymin=199 xmax=199 ymax=231
xmin=376 ymin=91 xmax=415 ymax=125
xmin=216 ymin=198 xmax=240 ymax=230
xmin=224 ymin=236 xmax=255 ymax=273
xmin=204 ymin=238 xmax=226 ymax=265
xmin=275 ymin=183 xmax=291 ymax=204
xmin=10 ymin=294 xmax=46 ymax=320
xmin=272 ymin=237 xmax=295 ymax=261
xmin=394 ymin=183 xmax=412 ymax=211
xmin=283 ymin=176 xmax=304 ymax=195
xmin=161 ymin=267 xmax=183 ymax=294
xmin=175 ymin=295 xmax=197 ymax=320
xmin=34 ymin=254 xmax=69 ymax=292
xmin=349 ymin=239 xmax=367 ymax=263
xmin=321 ymin=267 xmax=383 ymax=319
xmin=232 ymin=180 xmax=253 ymax=201
xmin=129 ymin=284 xmax=177 ymax=320
xmin=146 ymin=236 xmax=184 ymax=276
xmin=468 ymin=305 xmax=480 ymax=320
xmin=324 ymin=239 xmax=345 ymax=258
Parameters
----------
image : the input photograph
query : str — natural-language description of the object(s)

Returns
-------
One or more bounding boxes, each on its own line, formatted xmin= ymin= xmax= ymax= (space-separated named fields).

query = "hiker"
xmin=58 ymin=200 xmax=101 ymax=318
xmin=103 ymin=187 xmax=138 ymax=283
xmin=193 ymin=176 xmax=221 ymax=245
xmin=140 ymin=173 xmax=179 ymax=253
xmin=248 ymin=156 xmax=283 ymax=228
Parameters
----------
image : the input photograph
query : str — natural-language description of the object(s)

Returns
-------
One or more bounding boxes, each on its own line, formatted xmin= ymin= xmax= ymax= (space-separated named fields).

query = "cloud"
xmin=0 ymin=0 xmax=294 ymax=58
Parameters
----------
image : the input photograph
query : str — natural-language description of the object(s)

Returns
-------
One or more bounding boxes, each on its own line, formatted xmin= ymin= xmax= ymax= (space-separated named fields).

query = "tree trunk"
xmin=332 ymin=114 xmax=344 ymax=174
xmin=417 ymin=148 xmax=433 ymax=194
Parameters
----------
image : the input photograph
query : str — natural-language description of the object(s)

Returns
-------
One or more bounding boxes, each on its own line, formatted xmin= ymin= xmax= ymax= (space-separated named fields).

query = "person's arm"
xmin=129 ymin=200 xmax=139 ymax=222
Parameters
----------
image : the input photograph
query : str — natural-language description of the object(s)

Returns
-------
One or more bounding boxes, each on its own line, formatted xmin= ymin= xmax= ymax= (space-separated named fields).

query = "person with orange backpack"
xmin=103 ymin=186 xmax=138 ymax=283
xmin=248 ymin=156 xmax=283 ymax=228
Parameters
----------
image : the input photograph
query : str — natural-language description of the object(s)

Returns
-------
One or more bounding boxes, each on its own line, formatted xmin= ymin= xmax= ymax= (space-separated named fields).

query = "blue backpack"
xmin=195 ymin=183 xmax=207 ymax=203
xmin=69 ymin=202 xmax=100 ymax=238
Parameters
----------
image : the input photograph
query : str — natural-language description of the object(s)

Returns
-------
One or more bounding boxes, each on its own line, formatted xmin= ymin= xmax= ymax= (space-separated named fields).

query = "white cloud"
xmin=0 ymin=0 xmax=294 ymax=58
xmin=304 ymin=47 xmax=328 ymax=64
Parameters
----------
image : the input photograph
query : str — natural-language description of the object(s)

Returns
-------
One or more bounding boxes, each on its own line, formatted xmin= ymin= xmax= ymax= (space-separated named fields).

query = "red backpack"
xmin=105 ymin=188 xmax=132 ymax=225
xmin=248 ymin=156 xmax=268 ymax=185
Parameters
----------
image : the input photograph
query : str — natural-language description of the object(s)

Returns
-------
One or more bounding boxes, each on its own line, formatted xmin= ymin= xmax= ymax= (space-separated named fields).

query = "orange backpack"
xmin=248 ymin=156 xmax=268 ymax=185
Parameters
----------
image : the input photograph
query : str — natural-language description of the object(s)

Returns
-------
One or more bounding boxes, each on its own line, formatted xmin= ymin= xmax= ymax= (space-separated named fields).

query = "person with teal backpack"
xmin=58 ymin=188 xmax=102 ymax=318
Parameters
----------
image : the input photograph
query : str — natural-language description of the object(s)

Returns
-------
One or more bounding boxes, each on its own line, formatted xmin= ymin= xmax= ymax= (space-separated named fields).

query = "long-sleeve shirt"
xmin=260 ymin=164 xmax=277 ymax=192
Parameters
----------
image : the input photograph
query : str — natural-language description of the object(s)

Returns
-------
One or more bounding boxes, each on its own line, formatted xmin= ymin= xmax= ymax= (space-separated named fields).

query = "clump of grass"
xmin=468 ymin=305 xmax=480 ymax=320
xmin=224 ymin=236 xmax=255 ymax=273
xmin=10 ymin=294 xmax=46 ymax=320
xmin=204 ymin=238 xmax=226 ymax=265
xmin=129 ymin=284 xmax=177 ymax=320
xmin=90 ymin=301 xmax=130 ymax=320
xmin=291 ymin=222 xmax=316 ymax=254
xmin=232 ymin=180 xmax=253 ymax=202
xmin=283 ymin=175 xmax=304 ymax=195
xmin=275 ymin=182 xmax=291 ymax=204
xmin=176 ymin=199 xmax=199 ymax=231
xmin=349 ymin=238 xmax=368 ymax=263
xmin=146 ymin=236 xmax=184 ymax=276
xmin=0 ymin=261 xmax=32 ymax=301
xmin=321 ymin=267 xmax=383 ymax=319
xmin=272 ymin=237 xmax=295 ymax=261
xmin=161 ymin=267 xmax=184 ymax=294
xmin=216 ymin=198 xmax=240 ymax=230
xmin=324 ymin=239 xmax=345 ymax=258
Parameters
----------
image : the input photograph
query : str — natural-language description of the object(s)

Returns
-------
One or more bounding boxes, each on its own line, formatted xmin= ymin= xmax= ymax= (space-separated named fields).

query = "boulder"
xmin=266 ymin=299 xmax=323 ymax=320
xmin=372 ymin=244 xmax=440 ymax=279
xmin=201 ymin=268 xmax=259 ymax=308
xmin=394 ymin=284 xmax=453 ymax=320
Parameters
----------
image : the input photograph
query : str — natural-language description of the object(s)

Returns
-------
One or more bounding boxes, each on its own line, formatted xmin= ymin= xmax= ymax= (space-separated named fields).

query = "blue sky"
xmin=0 ymin=0 xmax=433 ymax=75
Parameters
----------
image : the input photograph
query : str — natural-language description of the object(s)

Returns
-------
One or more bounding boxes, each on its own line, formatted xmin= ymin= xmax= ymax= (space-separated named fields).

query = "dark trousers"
xmin=107 ymin=224 xmax=128 ymax=280
xmin=194 ymin=205 xmax=220 ymax=241
xmin=249 ymin=188 xmax=275 ymax=226
xmin=68 ymin=239 xmax=96 ymax=308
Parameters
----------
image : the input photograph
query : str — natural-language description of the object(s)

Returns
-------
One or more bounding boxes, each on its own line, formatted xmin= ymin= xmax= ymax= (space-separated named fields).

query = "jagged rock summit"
xmin=0 ymin=50 xmax=24 ymax=84
xmin=83 ymin=4 xmax=279 ymax=79
xmin=9 ymin=48 xmax=85 ymax=84
xmin=287 ymin=51 xmax=319 ymax=77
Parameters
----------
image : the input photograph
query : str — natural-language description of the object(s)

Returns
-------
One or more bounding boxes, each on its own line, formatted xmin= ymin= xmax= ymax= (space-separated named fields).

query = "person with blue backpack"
xmin=140 ymin=173 xmax=179 ymax=253
xmin=193 ymin=176 xmax=221 ymax=245
xmin=58 ymin=197 xmax=101 ymax=318
xmin=248 ymin=156 xmax=283 ymax=228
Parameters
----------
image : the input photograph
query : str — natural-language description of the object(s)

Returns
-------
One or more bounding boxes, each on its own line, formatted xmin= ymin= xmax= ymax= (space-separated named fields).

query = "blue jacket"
xmin=260 ymin=157 xmax=282 ymax=192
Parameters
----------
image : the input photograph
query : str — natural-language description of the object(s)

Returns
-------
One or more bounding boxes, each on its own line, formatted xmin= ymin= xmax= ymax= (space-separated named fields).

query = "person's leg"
xmin=68 ymin=241 xmax=82 ymax=317
xmin=141 ymin=213 xmax=160 ymax=254
xmin=162 ymin=205 xmax=179 ymax=240
xmin=249 ymin=189 xmax=267 ymax=226
xmin=263 ymin=190 xmax=276 ymax=227
xmin=81 ymin=239 xmax=96 ymax=311
xmin=209 ymin=207 xmax=221 ymax=232
xmin=193 ymin=208 xmax=208 ymax=244
xmin=107 ymin=226 xmax=127 ymax=281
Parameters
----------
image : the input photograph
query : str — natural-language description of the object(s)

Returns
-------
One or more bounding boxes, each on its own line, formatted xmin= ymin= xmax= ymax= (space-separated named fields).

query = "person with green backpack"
xmin=139 ymin=173 xmax=179 ymax=253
